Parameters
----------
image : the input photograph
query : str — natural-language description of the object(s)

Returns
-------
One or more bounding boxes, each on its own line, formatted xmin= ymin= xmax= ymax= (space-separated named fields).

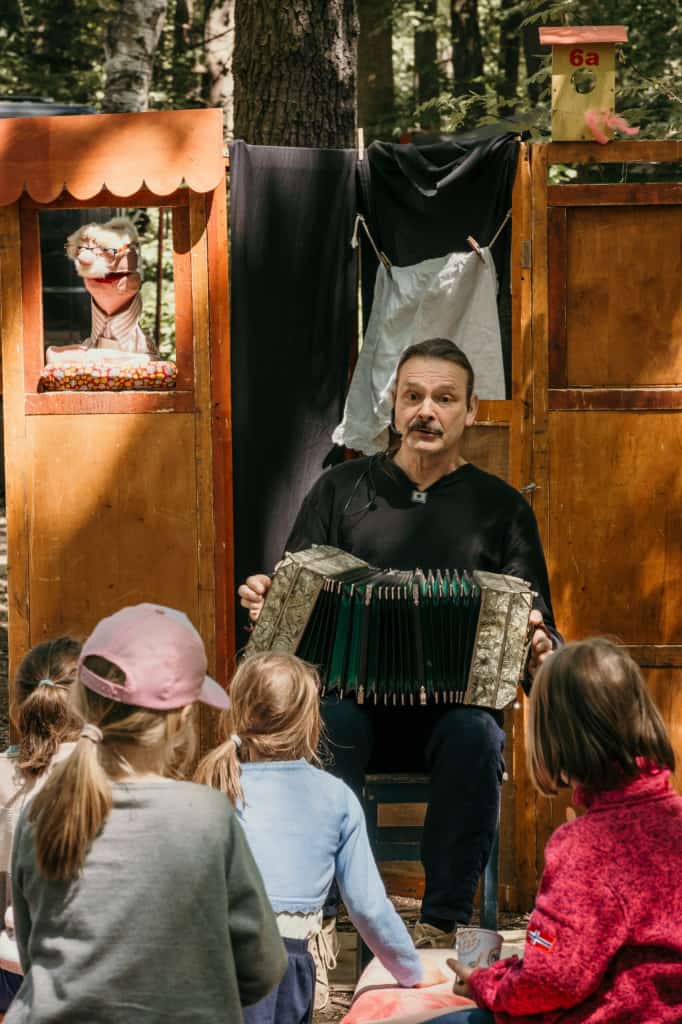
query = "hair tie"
xmin=230 ymin=733 xmax=242 ymax=747
xmin=80 ymin=724 xmax=103 ymax=744
xmin=38 ymin=679 xmax=55 ymax=688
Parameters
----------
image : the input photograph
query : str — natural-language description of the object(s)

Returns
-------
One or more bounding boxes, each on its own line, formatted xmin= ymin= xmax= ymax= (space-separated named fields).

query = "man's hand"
xmin=446 ymin=958 xmax=473 ymax=998
xmin=238 ymin=574 xmax=272 ymax=622
xmin=527 ymin=609 xmax=553 ymax=680
xmin=413 ymin=958 xmax=446 ymax=987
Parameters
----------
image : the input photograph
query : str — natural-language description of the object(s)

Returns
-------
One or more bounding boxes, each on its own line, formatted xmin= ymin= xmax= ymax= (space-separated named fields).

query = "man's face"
xmin=393 ymin=356 xmax=478 ymax=456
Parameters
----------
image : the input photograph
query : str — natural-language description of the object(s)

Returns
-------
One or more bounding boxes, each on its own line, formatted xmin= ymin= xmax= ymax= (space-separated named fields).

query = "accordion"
xmin=245 ymin=546 xmax=535 ymax=710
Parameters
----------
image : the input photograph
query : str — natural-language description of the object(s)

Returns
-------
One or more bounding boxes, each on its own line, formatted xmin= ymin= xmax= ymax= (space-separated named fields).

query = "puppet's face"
xmin=65 ymin=219 xmax=139 ymax=279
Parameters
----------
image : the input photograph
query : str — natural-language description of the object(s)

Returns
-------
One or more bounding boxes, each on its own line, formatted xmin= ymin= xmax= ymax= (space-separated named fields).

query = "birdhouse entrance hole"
xmin=571 ymin=68 xmax=597 ymax=94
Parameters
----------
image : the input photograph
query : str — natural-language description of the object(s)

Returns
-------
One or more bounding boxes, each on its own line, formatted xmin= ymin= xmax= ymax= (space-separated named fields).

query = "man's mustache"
xmin=408 ymin=418 xmax=443 ymax=436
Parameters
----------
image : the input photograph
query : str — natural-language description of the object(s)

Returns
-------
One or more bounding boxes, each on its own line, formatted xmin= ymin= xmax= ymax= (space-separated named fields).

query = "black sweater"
xmin=285 ymin=455 xmax=557 ymax=633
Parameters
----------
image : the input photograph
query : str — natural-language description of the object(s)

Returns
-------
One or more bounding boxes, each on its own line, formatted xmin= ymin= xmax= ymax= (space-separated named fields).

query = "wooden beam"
xmin=548 ymin=183 xmax=682 ymax=206
xmin=25 ymin=391 xmax=194 ymax=415
xmin=549 ymin=388 xmax=682 ymax=411
xmin=189 ymin=191 xmax=219 ymax=754
xmin=626 ymin=645 xmax=682 ymax=669
xmin=0 ymin=204 xmax=31 ymax=704
xmin=546 ymin=140 xmax=682 ymax=165
xmin=547 ymin=207 xmax=567 ymax=388
xmin=19 ymin=207 xmax=44 ymax=394
xmin=206 ymin=176 xmax=235 ymax=694
xmin=475 ymin=399 xmax=511 ymax=423
xmin=510 ymin=142 xmax=533 ymax=492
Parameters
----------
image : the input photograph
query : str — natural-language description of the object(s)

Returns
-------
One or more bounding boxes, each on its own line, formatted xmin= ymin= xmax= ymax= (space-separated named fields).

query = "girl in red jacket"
xmin=429 ymin=637 xmax=682 ymax=1024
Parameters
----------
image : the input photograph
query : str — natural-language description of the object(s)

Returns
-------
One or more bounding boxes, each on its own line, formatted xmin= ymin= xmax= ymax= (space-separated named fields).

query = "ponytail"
xmin=29 ymin=670 xmax=195 ymax=881
xmin=194 ymin=653 xmax=322 ymax=806
xmin=30 ymin=731 xmax=111 ymax=880
xmin=17 ymin=684 xmax=76 ymax=776
xmin=13 ymin=636 xmax=81 ymax=777
xmin=194 ymin=728 xmax=243 ymax=805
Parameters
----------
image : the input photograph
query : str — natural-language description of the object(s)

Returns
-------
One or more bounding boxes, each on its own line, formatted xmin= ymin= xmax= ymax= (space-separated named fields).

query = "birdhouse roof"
xmin=539 ymin=25 xmax=628 ymax=45
xmin=0 ymin=108 xmax=225 ymax=205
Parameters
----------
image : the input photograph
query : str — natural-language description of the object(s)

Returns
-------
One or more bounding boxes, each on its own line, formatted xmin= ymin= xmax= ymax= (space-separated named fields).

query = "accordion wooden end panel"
xmin=245 ymin=546 xmax=535 ymax=710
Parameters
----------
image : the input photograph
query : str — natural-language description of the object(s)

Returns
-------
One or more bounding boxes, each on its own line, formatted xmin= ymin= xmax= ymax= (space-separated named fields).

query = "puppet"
xmin=54 ymin=216 xmax=157 ymax=358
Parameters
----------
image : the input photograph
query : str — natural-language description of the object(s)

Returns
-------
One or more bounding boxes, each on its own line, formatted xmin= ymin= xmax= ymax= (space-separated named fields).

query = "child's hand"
xmin=413 ymin=960 xmax=446 ymax=987
xmin=446 ymin=958 xmax=473 ymax=997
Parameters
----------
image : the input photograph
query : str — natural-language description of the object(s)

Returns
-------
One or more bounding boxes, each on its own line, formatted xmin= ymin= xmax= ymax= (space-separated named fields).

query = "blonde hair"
xmin=13 ymin=637 xmax=82 ymax=776
xmin=29 ymin=656 xmax=196 ymax=881
xmin=195 ymin=652 xmax=321 ymax=805
xmin=528 ymin=638 xmax=675 ymax=797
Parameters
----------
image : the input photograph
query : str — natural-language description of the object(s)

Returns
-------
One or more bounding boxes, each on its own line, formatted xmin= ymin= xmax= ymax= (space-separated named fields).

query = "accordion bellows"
xmin=246 ymin=546 xmax=535 ymax=710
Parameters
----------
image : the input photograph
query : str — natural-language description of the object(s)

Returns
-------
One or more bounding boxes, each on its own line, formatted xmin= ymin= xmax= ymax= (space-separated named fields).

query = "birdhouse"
xmin=539 ymin=25 xmax=628 ymax=141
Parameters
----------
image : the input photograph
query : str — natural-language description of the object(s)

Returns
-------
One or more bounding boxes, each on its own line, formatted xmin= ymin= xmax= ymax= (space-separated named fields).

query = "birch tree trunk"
xmin=203 ymin=0 xmax=235 ymax=142
xmin=102 ymin=0 xmax=167 ymax=113
xmin=358 ymin=0 xmax=394 ymax=141
xmin=234 ymin=0 xmax=359 ymax=148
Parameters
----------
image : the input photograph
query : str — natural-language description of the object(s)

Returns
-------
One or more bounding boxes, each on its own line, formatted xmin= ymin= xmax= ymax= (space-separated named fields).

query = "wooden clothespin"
xmin=467 ymin=235 xmax=485 ymax=263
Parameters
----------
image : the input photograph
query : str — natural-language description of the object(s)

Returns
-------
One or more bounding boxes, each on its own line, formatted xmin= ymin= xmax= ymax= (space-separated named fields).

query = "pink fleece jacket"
xmin=469 ymin=768 xmax=682 ymax=1023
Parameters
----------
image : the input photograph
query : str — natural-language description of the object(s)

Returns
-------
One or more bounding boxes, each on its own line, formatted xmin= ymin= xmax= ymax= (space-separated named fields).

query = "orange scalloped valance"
xmin=0 ymin=107 xmax=225 ymax=205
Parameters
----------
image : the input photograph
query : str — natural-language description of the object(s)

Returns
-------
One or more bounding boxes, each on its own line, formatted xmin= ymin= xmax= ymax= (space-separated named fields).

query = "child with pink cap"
xmin=5 ymin=603 xmax=287 ymax=1024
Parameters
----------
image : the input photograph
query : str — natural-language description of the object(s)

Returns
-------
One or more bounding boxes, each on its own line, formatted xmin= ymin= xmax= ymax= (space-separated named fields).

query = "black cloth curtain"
xmin=358 ymin=130 xmax=520 ymax=395
xmin=229 ymin=141 xmax=358 ymax=644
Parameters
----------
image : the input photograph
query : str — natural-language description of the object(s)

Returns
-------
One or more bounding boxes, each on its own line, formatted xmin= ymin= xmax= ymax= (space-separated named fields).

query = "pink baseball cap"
xmin=78 ymin=603 xmax=230 ymax=711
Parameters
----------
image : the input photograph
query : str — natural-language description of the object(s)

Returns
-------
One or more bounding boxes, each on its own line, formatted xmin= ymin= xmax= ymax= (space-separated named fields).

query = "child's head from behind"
xmin=528 ymin=637 xmax=675 ymax=797
xmin=195 ymin=652 xmax=321 ymax=803
xmin=13 ymin=637 xmax=82 ymax=776
xmin=30 ymin=603 xmax=229 ymax=880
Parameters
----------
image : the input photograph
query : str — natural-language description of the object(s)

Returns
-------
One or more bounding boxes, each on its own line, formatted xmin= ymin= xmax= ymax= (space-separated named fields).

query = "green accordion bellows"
xmin=245 ymin=546 xmax=535 ymax=710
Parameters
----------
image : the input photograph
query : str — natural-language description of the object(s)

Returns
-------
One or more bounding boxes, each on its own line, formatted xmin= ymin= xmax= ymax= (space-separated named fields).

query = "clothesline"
xmin=352 ymin=206 xmax=512 ymax=271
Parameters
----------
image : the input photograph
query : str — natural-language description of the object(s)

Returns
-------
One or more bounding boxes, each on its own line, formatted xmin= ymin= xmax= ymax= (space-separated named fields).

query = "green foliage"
xmin=0 ymin=0 xmax=207 ymax=113
xmin=1 ymin=0 xmax=680 ymax=146
xmin=0 ymin=0 xmax=116 ymax=104
xmin=133 ymin=207 xmax=177 ymax=360
xmin=404 ymin=0 xmax=681 ymax=142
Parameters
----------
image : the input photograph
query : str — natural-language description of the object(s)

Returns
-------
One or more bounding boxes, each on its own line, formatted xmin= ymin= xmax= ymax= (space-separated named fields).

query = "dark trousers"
xmin=242 ymin=937 xmax=315 ymax=1024
xmin=321 ymin=696 xmax=505 ymax=929
xmin=0 ymin=968 xmax=22 ymax=1012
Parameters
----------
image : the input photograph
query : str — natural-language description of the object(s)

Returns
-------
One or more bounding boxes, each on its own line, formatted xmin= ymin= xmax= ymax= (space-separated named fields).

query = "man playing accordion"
xmin=239 ymin=338 xmax=559 ymax=955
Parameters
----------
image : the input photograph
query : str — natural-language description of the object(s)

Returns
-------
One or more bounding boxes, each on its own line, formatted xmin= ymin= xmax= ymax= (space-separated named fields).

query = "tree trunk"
xmin=203 ymin=0 xmax=235 ymax=142
xmin=102 ymin=0 xmax=167 ymax=113
xmin=414 ymin=0 xmax=440 ymax=129
xmin=234 ymin=0 xmax=359 ymax=148
xmin=498 ymin=0 xmax=521 ymax=113
xmin=358 ymin=0 xmax=394 ymax=141
xmin=450 ymin=0 xmax=483 ymax=93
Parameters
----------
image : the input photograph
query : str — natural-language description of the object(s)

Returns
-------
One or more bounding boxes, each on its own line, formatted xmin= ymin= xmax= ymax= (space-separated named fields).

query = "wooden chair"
xmin=358 ymin=772 xmax=500 ymax=971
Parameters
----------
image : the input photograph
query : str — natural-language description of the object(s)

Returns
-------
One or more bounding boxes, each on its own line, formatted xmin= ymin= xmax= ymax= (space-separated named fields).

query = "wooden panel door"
xmin=531 ymin=163 xmax=682 ymax=877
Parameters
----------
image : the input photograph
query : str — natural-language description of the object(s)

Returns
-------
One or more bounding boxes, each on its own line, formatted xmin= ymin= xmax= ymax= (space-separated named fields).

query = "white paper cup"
xmin=455 ymin=927 xmax=503 ymax=969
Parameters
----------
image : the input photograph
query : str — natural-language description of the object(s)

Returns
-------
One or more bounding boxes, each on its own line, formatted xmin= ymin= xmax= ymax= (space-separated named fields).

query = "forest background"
xmin=1 ymin=0 xmax=680 ymax=152
xmin=2 ymin=0 xmax=680 ymax=353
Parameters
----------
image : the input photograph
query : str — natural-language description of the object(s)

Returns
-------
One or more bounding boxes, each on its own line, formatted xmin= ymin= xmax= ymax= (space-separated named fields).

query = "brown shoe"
xmin=413 ymin=920 xmax=457 ymax=949
xmin=309 ymin=916 xmax=339 ymax=1011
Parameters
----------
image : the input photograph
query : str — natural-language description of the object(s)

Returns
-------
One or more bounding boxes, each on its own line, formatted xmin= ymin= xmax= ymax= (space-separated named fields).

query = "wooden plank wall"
xmin=523 ymin=141 xmax=682 ymax=906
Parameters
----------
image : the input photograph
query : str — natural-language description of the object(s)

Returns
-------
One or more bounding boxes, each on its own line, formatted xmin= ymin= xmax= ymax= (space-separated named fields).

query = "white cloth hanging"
xmin=332 ymin=247 xmax=505 ymax=455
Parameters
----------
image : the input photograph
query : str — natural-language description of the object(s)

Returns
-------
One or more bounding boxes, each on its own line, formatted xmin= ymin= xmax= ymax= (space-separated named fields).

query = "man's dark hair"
xmin=396 ymin=338 xmax=475 ymax=405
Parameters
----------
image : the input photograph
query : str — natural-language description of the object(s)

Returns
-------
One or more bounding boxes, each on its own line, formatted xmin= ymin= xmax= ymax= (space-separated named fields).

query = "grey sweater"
xmin=7 ymin=779 xmax=287 ymax=1023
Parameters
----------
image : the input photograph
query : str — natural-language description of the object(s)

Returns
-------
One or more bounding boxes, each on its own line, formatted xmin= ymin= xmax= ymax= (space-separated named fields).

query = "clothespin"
xmin=351 ymin=213 xmax=393 ymax=277
xmin=357 ymin=127 xmax=365 ymax=161
xmin=467 ymin=236 xmax=485 ymax=263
